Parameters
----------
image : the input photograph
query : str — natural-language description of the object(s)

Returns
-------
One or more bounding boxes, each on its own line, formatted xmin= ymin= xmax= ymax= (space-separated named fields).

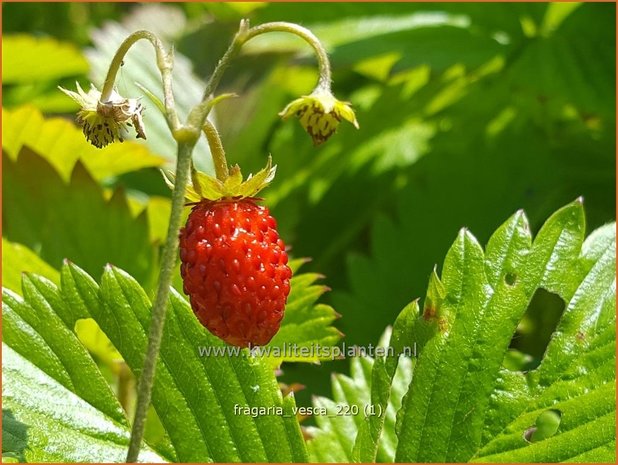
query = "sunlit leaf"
xmin=1 ymin=239 xmax=59 ymax=295
xmin=2 ymin=147 xmax=157 ymax=289
xmin=3 ymin=34 xmax=89 ymax=84
xmin=2 ymin=105 xmax=165 ymax=182
xmin=2 ymin=345 xmax=164 ymax=463
xmin=392 ymin=201 xmax=615 ymax=462
xmin=61 ymin=262 xmax=309 ymax=462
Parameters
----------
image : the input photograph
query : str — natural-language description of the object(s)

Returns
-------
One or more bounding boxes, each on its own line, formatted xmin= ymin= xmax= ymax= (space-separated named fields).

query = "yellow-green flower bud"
xmin=279 ymin=88 xmax=358 ymax=146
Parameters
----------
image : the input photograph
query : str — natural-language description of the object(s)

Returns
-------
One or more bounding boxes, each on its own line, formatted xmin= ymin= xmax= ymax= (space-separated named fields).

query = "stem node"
xmin=173 ymin=126 xmax=200 ymax=145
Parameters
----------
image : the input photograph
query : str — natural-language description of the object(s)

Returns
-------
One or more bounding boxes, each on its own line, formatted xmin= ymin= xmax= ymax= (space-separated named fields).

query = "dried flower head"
xmin=279 ymin=88 xmax=358 ymax=145
xmin=59 ymin=82 xmax=146 ymax=148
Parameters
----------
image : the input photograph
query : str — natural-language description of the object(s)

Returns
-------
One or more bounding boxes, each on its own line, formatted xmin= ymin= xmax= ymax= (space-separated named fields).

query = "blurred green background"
xmin=3 ymin=2 xmax=615 ymax=409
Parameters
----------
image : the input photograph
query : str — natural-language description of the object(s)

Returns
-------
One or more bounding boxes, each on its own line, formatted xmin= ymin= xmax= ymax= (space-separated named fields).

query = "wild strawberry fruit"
xmin=179 ymin=198 xmax=291 ymax=347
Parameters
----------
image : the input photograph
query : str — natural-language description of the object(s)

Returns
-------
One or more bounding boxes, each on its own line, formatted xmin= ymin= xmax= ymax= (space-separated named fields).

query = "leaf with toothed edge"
xmin=309 ymin=200 xmax=615 ymax=463
xmin=2 ymin=344 xmax=165 ymax=463
xmin=2 ymin=147 xmax=158 ymax=290
xmin=305 ymin=327 xmax=414 ymax=463
xmin=392 ymin=199 xmax=615 ymax=463
xmin=264 ymin=259 xmax=343 ymax=365
xmin=3 ymin=259 xmax=310 ymax=462
xmin=1 ymin=272 xmax=164 ymax=462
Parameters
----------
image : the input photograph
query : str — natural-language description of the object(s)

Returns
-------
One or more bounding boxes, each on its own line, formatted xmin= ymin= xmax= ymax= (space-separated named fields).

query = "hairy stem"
xmin=125 ymin=142 xmax=194 ymax=463
xmin=101 ymin=30 xmax=180 ymax=130
xmin=244 ymin=21 xmax=332 ymax=89
xmin=202 ymin=120 xmax=229 ymax=181
xmin=189 ymin=20 xmax=332 ymax=130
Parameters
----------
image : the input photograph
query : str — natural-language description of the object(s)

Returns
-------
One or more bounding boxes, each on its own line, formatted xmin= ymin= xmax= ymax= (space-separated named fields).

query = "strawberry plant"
xmin=2 ymin=3 xmax=615 ymax=463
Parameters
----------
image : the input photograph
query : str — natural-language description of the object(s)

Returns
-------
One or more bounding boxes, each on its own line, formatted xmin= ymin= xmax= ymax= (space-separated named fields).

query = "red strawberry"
xmin=179 ymin=198 xmax=291 ymax=347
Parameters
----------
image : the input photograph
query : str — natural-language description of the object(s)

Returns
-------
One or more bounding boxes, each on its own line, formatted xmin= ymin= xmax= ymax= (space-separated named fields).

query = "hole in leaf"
xmin=504 ymin=272 xmax=517 ymax=286
xmin=523 ymin=409 xmax=562 ymax=443
xmin=507 ymin=288 xmax=565 ymax=371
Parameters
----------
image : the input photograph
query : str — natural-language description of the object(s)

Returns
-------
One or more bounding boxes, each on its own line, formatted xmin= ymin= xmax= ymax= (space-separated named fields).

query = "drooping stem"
xmin=244 ymin=21 xmax=332 ymax=89
xmin=189 ymin=20 xmax=332 ymax=130
xmin=125 ymin=141 xmax=194 ymax=463
xmin=101 ymin=30 xmax=180 ymax=131
xmin=202 ymin=120 xmax=229 ymax=181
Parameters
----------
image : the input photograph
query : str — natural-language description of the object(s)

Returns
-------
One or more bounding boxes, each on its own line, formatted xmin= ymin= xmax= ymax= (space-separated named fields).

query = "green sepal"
xmin=163 ymin=156 xmax=276 ymax=202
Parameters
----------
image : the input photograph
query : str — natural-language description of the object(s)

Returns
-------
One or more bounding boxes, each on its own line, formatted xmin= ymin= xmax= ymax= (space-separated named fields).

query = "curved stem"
xmin=190 ymin=20 xmax=332 ymax=130
xmin=125 ymin=141 xmax=194 ymax=463
xmin=202 ymin=121 xmax=229 ymax=181
xmin=101 ymin=30 xmax=180 ymax=131
xmin=244 ymin=21 xmax=332 ymax=89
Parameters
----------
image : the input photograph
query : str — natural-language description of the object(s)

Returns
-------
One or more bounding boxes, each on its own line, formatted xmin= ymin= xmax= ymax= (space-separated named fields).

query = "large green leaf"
xmin=392 ymin=201 xmax=615 ymax=462
xmin=2 ymin=282 xmax=125 ymax=425
xmin=2 ymin=345 xmax=164 ymax=463
xmin=1 ymin=270 xmax=161 ymax=462
xmin=305 ymin=329 xmax=414 ymax=463
xmin=61 ymin=262 xmax=309 ymax=462
xmin=3 ymin=260 xmax=309 ymax=462
xmin=3 ymin=34 xmax=89 ymax=84
xmin=2 ymin=147 xmax=157 ymax=289
xmin=308 ymin=202 xmax=615 ymax=463
xmin=2 ymin=105 xmax=165 ymax=182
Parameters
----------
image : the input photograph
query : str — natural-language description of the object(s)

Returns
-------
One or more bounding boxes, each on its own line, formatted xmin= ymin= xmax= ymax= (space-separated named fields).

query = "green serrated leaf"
xmin=2 ymin=106 xmax=165 ymax=182
xmin=3 ymin=34 xmax=89 ymax=84
xmin=2 ymin=345 xmax=164 ymax=463
xmin=2 ymin=279 xmax=125 ymax=424
xmin=306 ymin=331 xmax=414 ymax=463
xmin=265 ymin=261 xmax=342 ymax=365
xmin=393 ymin=201 xmax=615 ymax=463
xmin=3 ymin=147 xmax=157 ymax=289
xmin=1 ymin=239 xmax=59 ymax=295
xmin=310 ymin=202 xmax=614 ymax=463
xmin=62 ymin=262 xmax=309 ymax=462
